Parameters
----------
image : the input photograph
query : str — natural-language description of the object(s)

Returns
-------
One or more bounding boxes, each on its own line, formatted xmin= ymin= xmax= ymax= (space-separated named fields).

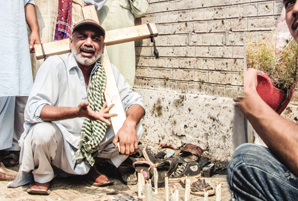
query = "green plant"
xmin=245 ymin=34 xmax=298 ymax=97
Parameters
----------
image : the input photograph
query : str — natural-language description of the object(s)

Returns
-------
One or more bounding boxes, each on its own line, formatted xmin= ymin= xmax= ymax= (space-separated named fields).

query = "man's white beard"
xmin=72 ymin=45 xmax=102 ymax=66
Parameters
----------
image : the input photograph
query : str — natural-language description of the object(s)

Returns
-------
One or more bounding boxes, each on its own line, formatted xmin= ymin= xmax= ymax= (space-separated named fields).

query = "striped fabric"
xmin=75 ymin=60 xmax=107 ymax=166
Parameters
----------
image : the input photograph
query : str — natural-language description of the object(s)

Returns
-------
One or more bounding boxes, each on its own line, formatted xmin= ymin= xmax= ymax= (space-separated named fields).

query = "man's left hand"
xmin=113 ymin=120 xmax=138 ymax=156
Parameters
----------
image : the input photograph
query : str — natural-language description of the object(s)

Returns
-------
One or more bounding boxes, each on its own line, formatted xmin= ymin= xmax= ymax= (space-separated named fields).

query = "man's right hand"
xmin=78 ymin=101 xmax=117 ymax=125
xmin=234 ymin=68 xmax=259 ymax=114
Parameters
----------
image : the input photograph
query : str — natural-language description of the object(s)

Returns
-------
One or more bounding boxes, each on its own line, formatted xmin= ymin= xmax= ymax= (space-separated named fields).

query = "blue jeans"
xmin=227 ymin=144 xmax=298 ymax=201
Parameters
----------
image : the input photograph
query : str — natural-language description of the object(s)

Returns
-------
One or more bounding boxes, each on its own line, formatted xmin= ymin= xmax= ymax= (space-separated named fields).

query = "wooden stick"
xmin=34 ymin=23 xmax=158 ymax=60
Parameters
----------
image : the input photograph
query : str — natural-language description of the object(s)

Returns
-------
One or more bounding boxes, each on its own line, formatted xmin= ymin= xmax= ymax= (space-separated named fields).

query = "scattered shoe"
xmin=152 ymin=158 xmax=179 ymax=187
xmin=143 ymin=146 xmax=167 ymax=166
xmin=0 ymin=162 xmax=17 ymax=181
xmin=133 ymin=161 xmax=152 ymax=180
xmin=169 ymin=161 xmax=200 ymax=183
xmin=27 ymin=180 xmax=51 ymax=195
xmin=118 ymin=158 xmax=137 ymax=185
xmin=179 ymin=143 xmax=203 ymax=162
xmin=190 ymin=179 xmax=215 ymax=196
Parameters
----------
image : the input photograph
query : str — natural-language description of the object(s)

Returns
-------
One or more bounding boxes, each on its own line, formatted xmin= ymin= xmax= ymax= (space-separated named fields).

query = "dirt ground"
xmin=0 ymin=168 xmax=231 ymax=201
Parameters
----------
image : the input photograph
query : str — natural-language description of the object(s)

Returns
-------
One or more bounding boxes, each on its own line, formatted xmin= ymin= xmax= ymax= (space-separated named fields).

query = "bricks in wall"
xmin=135 ymin=0 xmax=283 ymax=98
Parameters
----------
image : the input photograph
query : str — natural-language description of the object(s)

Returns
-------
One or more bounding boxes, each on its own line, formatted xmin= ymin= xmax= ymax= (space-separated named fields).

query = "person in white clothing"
xmin=8 ymin=19 xmax=145 ymax=195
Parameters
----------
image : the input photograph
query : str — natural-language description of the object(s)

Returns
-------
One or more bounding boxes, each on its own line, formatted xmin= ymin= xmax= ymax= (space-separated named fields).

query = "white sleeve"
xmin=24 ymin=0 xmax=35 ymax=6
xmin=84 ymin=0 xmax=107 ymax=10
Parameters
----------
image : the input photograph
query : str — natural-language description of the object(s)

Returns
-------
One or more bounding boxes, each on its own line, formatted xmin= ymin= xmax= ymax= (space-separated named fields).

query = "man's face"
xmin=70 ymin=27 xmax=104 ymax=67
xmin=284 ymin=0 xmax=298 ymax=42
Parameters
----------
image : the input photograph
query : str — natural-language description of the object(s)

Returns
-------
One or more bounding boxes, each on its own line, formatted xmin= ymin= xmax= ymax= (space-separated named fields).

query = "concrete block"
xmin=173 ymin=69 xmax=195 ymax=80
xmin=258 ymin=2 xmax=274 ymax=16
xmin=168 ymin=58 xmax=180 ymax=68
xmin=214 ymin=59 xmax=229 ymax=71
xmin=195 ymin=46 xmax=209 ymax=57
xmin=233 ymin=46 xmax=245 ymax=58
xmin=202 ymin=59 xmax=215 ymax=70
xmin=226 ymin=32 xmax=244 ymax=46
xmin=228 ymin=58 xmax=245 ymax=71
xmin=209 ymin=71 xmax=231 ymax=84
xmin=151 ymin=68 xmax=172 ymax=79
xmin=247 ymin=16 xmax=277 ymax=30
xmin=172 ymin=22 xmax=194 ymax=34
xmin=173 ymin=47 xmax=196 ymax=57
xmin=193 ymin=21 xmax=208 ymax=33
xmin=195 ymin=70 xmax=209 ymax=82
xmin=207 ymin=19 xmax=231 ymax=32
xmin=167 ymin=34 xmax=188 ymax=46
xmin=240 ymin=3 xmax=258 ymax=17
xmin=204 ymin=8 xmax=215 ymax=20
xmin=178 ymin=58 xmax=198 ymax=69
xmin=226 ymin=5 xmax=240 ymax=18
xmin=231 ymin=72 xmax=244 ymax=85
xmin=208 ymin=46 xmax=233 ymax=58
xmin=202 ymin=33 xmax=225 ymax=46
xmin=189 ymin=33 xmax=203 ymax=46
xmin=230 ymin=18 xmax=247 ymax=31
xmin=189 ymin=9 xmax=204 ymax=21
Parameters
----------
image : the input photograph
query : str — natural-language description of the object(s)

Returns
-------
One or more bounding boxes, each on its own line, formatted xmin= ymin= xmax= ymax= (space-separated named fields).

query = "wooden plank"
xmin=35 ymin=23 xmax=158 ymax=60
xmin=82 ymin=5 xmax=99 ymax=23
xmin=101 ymin=47 xmax=126 ymax=134
xmin=83 ymin=6 xmax=125 ymax=136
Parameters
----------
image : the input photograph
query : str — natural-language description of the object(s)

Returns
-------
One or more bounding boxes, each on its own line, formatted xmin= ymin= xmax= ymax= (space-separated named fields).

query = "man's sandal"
xmin=27 ymin=180 xmax=51 ymax=195
xmin=180 ymin=178 xmax=215 ymax=196
xmin=86 ymin=166 xmax=114 ymax=187
xmin=86 ymin=174 xmax=114 ymax=187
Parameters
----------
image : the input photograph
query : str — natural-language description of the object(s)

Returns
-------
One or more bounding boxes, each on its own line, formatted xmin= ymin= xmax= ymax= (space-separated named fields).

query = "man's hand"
xmin=112 ymin=119 xmax=138 ymax=155
xmin=29 ymin=31 xmax=41 ymax=53
xmin=78 ymin=101 xmax=117 ymax=125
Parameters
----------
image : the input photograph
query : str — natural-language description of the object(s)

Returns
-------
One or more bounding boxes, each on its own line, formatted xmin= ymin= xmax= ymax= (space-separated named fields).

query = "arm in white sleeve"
xmin=84 ymin=0 xmax=107 ymax=10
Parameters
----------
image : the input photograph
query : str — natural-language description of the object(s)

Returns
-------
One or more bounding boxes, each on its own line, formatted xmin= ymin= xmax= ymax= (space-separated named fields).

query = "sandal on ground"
xmin=169 ymin=161 xmax=201 ymax=183
xmin=0 ymin=162 xmax=17 ymax=181
xmin=181 ymin=178 xmax=215 ymax=196
xmin=118 ymin=158 xmax=137 ymax=185
xmin=152 ymin=157 xmax=179 ymax=187
xmin=27 ymin=180 xmax=51 ymax=195
xmin=179 ymin=143 xmax=203 ymax=162
xmin=2 ymin=151 xmax=19 ymax=167
xmin=86 ymin=166 xmax=114 ymax=187
xmin=132 ymin=161 xmax=152 ymax=180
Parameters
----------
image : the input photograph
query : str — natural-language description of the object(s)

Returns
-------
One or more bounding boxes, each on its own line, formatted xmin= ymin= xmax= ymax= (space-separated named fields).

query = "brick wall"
xmin=133 ymin=0 xmax=288 ymax=163
xmin=135 ymin=0 xmax=284 ymax=98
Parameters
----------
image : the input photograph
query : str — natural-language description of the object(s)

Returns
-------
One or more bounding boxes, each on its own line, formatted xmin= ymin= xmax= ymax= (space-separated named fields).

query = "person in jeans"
xmin=228 ymin=1 xmax=298 ymax=200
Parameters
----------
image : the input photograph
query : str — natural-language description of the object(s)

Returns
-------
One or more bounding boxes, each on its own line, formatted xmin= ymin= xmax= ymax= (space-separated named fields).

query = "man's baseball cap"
xmin=72 ymin=19 xmax=105 ymax=38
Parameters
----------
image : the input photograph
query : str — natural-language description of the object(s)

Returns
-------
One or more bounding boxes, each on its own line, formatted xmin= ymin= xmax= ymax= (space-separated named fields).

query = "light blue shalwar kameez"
xmin=0 ymin=0 xmax=34 ymax=150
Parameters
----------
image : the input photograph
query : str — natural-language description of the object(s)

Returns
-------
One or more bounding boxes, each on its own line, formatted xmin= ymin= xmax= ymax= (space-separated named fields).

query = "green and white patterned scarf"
xmin=75 ymin=60 xmax=107 ymax=167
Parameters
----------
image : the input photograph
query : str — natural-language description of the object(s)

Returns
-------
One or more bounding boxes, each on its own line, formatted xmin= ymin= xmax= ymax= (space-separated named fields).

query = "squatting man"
xmin=7 ymin=20 xmax=145 ymax=194
xmin=228 ymin=0 xmax=298 ymax=200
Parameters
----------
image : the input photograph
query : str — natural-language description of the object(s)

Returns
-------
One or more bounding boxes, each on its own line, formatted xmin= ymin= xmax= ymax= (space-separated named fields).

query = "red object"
xmin=256 ymin=73 xmax=294 ymax=114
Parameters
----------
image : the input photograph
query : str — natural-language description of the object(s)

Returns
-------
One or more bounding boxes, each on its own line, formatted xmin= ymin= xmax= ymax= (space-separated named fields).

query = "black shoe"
xmin=169 ymin=161 xmax=200 ymax=182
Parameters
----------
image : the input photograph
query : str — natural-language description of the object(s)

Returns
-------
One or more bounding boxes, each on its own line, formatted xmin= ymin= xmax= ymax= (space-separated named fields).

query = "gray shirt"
xmin=24 ymin=53 xmax=144 ymax=148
